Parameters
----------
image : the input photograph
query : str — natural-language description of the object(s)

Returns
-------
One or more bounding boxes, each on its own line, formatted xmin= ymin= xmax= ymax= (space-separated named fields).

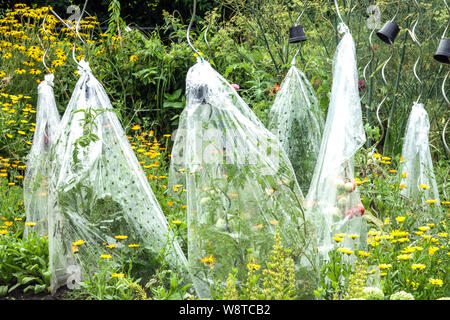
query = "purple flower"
xmin=358 ymin=80 xmax=366 ymax=92
xmin=231 ymin=84 xmax=240 ymax=90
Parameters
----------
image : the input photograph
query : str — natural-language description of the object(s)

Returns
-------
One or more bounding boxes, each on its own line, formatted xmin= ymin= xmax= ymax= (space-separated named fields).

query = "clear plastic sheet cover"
xmin=169 ymin=59 xmax=318 ymax=299
xmin=400 ymin=102 xmax=440 ymax=205
xmin=305 ymin=24 xmax=367 ymax=263
xmin=24 ymin=73 xmax=60 ymax=237
xmin=268 ymin=65 xmax=324 ymax=194
xmin=47 ymin=60 xmax=188 ymax=294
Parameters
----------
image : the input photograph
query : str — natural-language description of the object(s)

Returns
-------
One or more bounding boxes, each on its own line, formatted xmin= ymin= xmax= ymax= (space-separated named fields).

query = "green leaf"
xmin=20 ymin=276 xmax=37 ymax=285
xmin=0 ymin=285 xmax=8 ymax=297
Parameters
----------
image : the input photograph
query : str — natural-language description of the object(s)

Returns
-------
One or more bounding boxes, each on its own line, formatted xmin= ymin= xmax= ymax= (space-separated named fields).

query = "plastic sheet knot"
xmin=338 ymin=22 xmax=350 ymax=35
xmin=77 ymin=59 xmax=92 ymax=76
xmin=43 ymin=73 xmax=54 ymax=87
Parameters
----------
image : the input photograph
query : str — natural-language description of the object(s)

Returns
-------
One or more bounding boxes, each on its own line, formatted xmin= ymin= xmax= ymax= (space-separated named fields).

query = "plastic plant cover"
xmin=24 ymin=74 xmax=60 ymax=237
xmin=169 ymin=59 xmax=318 ymax=299
xmin=305 ymin=23 xmax=367 ymax=263
xmin=47 ymin=60 xmax=188 ymax=294
xmin=267 ymin=62 xmax=324 ymax=194
xmin=399 ymin=102 xmax=440 ymax=206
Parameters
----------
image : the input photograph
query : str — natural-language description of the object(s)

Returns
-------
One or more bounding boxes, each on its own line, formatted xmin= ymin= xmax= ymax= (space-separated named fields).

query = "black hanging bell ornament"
xmin=376 ymin=21 xmax=400 ymax=44
xmin=289 ymin=25 xmax=306 ymax=43
xmin=434 ymin=38 xmax=450 ymax=64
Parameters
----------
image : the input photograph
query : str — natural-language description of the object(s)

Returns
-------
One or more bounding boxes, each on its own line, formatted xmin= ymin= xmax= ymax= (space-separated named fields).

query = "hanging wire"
xmin=204 ymin=10 xmax=212 ymax=62
xmin=334 ymin=0 xmax=346 ymax=27
xmin=411 ymin=0 xmax=423 ymax=104
xmin=41 ymin=9 xmax=52 ymax=74
xmin=294 ymin=0 xmax=309 ymax=26
xmin=291 ymin=46 xmax=301 ymax=65
xmin=72 ymin=0 xmax=89 ymax=64
xmin=187 ymin=0 xmax=204 ymax=62
xmin=50 ymin=9 xmax=82 ymax=67
xmin=50 ymin=0 xmax=88 ymax=69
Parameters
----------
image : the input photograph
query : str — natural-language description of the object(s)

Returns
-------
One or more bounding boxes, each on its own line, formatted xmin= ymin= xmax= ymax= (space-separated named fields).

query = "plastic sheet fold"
xmin=400 ymin=102 xmax=440 ymax=206
xmin=24 ymin=74 xmax=60 ymax=237
xmin=268 ymin=64 xmax=324 ymax=194
xmin=169 ymin=59 xmax=318 ymax=299
xmin=48 ymin=60 xmax=188 ymax=294
xmin=305 ymin=24 xmax=367 ymax=262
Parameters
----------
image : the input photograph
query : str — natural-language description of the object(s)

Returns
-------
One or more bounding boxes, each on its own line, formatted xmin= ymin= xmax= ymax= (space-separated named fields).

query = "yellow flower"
xmin=397 ymin=254 xmax=412 ymax=261
xmin=172 ymin=220 xmax=182 ymax=225
xmin=246 ymin=263 xmax=261 ymax=271
xmin=29 ymin=69 xmax=41 ymax=75
xmin=337 ymin=248 xmax=354 ymax=255
xmin=114 ymin=235 xmax=128 ymax=240
xmin=411 ymin=264 xmax=426 ymax=271
xmin=72 ymin=240 xmax=86 ymax=246
xmin=419 ymin=184 xmax=430 ymax=190
xmin=129 ymin=55 xmax=138 ymax=62
xmin=418 ymin=226 xmax=430 ymax=232
xmin=269 ymin=220 xmax=279 ymax=225
xmin=200 ymin=254 xmax=216 ymax=265
xmin=402 ymin=172 xmax=408 ymax=178
xmin=425 ymin=199 xmax=438 ymax=204
xmin=100 ymin=254 xmax=112 ymax=259
xmin=0 ymin=230 xmax=8 ymax=235
xmin=252 ymin=224 xmax=264 ymax=230
xmin=106 ymin=244 xmax=118 ymax=249
xmin=399 ymin=184 xmax=406 ymax=189
xmin=384 ymin=218 xmax=390 ymax=224
xmin=377 ymin=264 xmax=392 ymax=270
xmin=389 ymin=169 xmax=397 ymax=173
xmin=428 ymin=279 xmax=443 ymax=286
xmin=111 ymin=273 xmax=125 ymax=278
xmin=128 ymin=244 xmax=140 ymax=248
xmin=167 ymin=201 xmax=174 ymax=207
xmin=25 ymin=222 xmax=36 ymax=227
xmin=357 ymin=251 xmax=371 ymax=258
xmin=395 ymin=216 xmax=406 ymax=223
xmin=428 ymin=246 xmax=439 ymax=256
xmin=332 ymin=236 xmax=343 ymax=243
xmin=348 ymin=234 xmax=360 ymax=239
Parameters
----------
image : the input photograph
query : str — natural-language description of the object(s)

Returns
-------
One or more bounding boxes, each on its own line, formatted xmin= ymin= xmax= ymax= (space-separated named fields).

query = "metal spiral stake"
xmin=411 ymin=1 xmax=424 ymax=104
xmin=361 ymin=28 xmax=376 ymax=103
xmin=435 ymin=0 xmax=450 ymax=157
xmin=371 ymin=43 xmax=395 ymax=155
xmin=441 ymin=71 xmax=450 ymax=156
xmin=369 ymin=4 xmax=401 ymax=157
xmin=41 ymin=9 xmax=51 ymax=74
